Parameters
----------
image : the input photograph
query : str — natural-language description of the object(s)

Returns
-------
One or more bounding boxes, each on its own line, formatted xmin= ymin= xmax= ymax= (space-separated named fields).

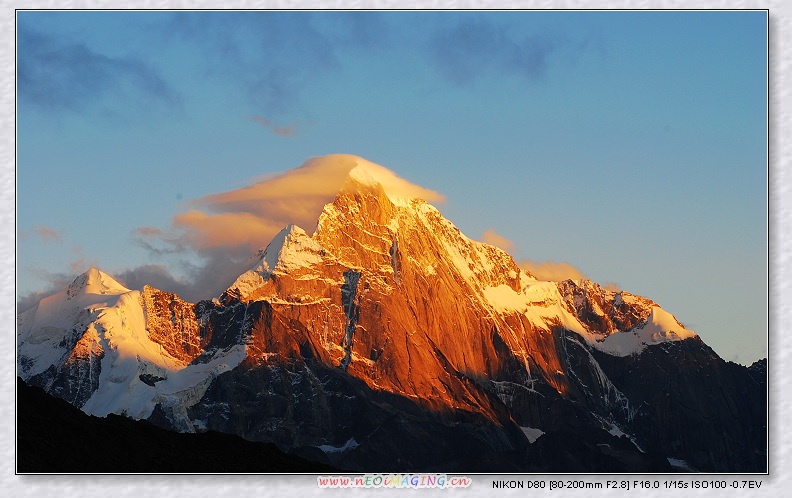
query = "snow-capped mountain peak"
xmin=226 ymin=223 xmax=331 ymax=302
xmin=18 ymin=155 xmax=760 ymax=474
xmin=297 ymin=154 xmax=445 ymax=206
xmin=65 ymin=267 xmax=130 ymax=299
xmin=341 ymin=155 xmax=440 ymax=206
xmin=18 ymin=268 xmax=130 ymax=343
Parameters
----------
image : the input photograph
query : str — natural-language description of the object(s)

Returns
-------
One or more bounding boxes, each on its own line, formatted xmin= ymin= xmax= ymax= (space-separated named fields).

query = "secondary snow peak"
xmin=226 ymin=223 xmax=331 ymax=302
xmin=67 ymin=267 xmax=130 ymax=298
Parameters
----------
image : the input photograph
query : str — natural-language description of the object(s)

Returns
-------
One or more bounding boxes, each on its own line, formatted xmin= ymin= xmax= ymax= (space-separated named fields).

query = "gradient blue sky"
xmin=16 ymin=10 xmax=767 ymax=364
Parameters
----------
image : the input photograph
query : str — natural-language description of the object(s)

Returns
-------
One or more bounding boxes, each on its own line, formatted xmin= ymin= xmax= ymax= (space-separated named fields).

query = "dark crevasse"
xmin=339 ymin=269 xmax=362 ymax=371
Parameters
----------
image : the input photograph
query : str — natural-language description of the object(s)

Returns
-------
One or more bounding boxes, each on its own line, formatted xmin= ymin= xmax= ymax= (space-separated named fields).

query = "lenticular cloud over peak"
xmin=143 ymin=154 xmax=445 ymax=257
xmin=331 ymin=154 xmax=446 ymax=204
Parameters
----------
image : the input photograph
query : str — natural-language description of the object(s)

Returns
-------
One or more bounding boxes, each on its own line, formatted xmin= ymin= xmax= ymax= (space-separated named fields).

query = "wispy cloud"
xmin=480 ymin=228 xmax=515 ymax=253
xmin=249 ymin=115 xmax=297 ymax=137
xmin=479 ymin=227 xmax=589 ymax=283
xmin=34 ymin=225 xmax=62 ymax=243
xmin=17 ymin=289 xmax=52 ymax=313
xmin=131 ymin=226 xmax=187 ymax=256
xmin=171 ymin=210 xmax=286 ymax=254
xmin=17 ymin=247 xmax=97 ymax=312
xmin=17 ymin=270 xmax=75 ymax=312
xmin=519 ymin=259 xmax=587 ymax=282
xmin=68 ymin=246 xmax=96 ymax=274
xmin=113 ymin=264 xmax=194 ymax=298
xmin=19 ymin=225 xmax=62 ymax=244
xmin=163 ymin=12 xmax=389 ymax=116
xmin=133 ymin=226 xmax=164 ymax=238
xmin=18 ymin=27 xmax=180 ymax=115
xmin=427 ymin=17 xmax=560 ymax=85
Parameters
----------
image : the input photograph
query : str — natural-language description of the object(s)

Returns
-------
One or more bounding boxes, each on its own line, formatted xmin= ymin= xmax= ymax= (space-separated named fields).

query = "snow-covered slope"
xmin=17 ymin=268 xmax=246 ymax=423
xmin=227 ymin=224 xmax=332 ymax=302
xmin=18 ymin=268 xmax=131 ymax=381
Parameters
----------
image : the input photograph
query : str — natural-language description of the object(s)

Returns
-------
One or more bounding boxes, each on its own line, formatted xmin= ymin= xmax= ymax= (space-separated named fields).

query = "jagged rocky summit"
xmin=17 ymin=154 xmax=766 ymax=473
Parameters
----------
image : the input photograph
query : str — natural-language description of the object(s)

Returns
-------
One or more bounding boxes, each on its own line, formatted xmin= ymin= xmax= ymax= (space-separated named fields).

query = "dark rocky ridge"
xmin=590 ymin=338 xmax=767 ymax=472
xmin=17 ymin=377 xmax=337 ymax=473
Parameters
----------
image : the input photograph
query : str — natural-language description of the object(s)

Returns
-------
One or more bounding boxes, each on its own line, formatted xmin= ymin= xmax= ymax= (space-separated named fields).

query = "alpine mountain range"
xmin=17 ymin=154 xmax=767 ymax=473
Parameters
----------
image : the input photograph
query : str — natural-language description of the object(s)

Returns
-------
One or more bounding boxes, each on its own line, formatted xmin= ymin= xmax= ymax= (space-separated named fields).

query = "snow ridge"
xmin=18 ymin=268 xmax=247 ymax=422
xmin=228 ymin=224 xmax=328 ymax=301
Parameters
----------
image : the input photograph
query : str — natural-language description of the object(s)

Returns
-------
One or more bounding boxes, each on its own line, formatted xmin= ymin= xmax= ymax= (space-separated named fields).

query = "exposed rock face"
xmin=557 ymin=279 xmax=654 ymax=334
xmin=33 ymin=325 xmax=104 ymax=408
xmin=140 ymin=285 xmax=203 ymax=362
xmin=17 ymin=158 xmax=766 ymax=472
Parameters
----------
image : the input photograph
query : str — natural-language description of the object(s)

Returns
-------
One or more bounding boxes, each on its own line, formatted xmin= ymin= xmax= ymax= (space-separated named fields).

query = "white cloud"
xmin=480 ymin=228 xmax=515 ymax=253
xmin=519 ymin=259 xmax=587 ymax=282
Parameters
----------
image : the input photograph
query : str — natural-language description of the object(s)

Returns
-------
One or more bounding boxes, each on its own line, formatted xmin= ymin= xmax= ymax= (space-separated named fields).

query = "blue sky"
xmin=16 ymin=10 xmax=767 ymax=364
